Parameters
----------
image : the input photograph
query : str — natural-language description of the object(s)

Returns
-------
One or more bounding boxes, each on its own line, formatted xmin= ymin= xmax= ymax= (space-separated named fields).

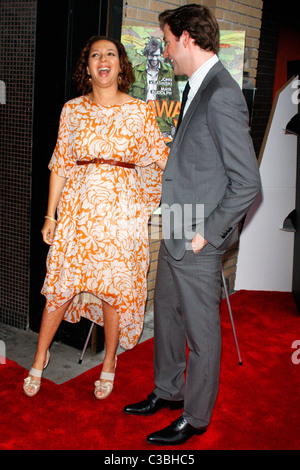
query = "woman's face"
xmin=87 ymin=39 xmax=121 ymax=89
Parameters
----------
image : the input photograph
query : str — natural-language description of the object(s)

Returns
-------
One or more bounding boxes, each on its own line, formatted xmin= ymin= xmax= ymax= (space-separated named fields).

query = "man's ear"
xmin=182 ymin=30 xmax=190 ymax=48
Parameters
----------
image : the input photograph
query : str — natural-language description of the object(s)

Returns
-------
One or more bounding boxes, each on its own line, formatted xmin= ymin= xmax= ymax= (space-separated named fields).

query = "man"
xmin=129 ymin=36 xmax=179 ymax=139
xmin=124 ymin=4 xmax=261 ymax=446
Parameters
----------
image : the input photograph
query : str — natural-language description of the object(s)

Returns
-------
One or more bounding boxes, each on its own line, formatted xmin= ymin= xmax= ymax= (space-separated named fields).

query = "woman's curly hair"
xmin=73 ymin=35 xmax=135 ymax=95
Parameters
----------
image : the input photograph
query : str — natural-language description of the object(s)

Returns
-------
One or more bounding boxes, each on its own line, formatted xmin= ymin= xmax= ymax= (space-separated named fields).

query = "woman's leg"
xmin=24 ymin=299 xmax=72 ymax=395
xmin=31 ymin=299 xmax=72 ymax=371
xmin=101 ymin=300 xmax=119 ymax=372
xmin=94 ymin=300 xmax=119 ymax=399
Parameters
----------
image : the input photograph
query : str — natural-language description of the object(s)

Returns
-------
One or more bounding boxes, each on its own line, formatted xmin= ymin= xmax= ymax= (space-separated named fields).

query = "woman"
xmin=23 ymin=35 xmax=168 ymax=399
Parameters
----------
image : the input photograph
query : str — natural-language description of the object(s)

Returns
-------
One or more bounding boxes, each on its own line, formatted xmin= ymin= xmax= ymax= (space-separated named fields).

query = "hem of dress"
xmin=42 ymin=291 xmax=144 ymax=350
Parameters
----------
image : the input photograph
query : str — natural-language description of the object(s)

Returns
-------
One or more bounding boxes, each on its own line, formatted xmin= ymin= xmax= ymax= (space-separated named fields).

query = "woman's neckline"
xmin=83 ymin=94 xmax=136 ymax=108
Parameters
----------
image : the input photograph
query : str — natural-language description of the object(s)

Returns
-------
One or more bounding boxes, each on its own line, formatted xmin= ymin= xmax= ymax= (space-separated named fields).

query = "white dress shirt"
xmin=183 ymin=54 xmax=219 ymax=117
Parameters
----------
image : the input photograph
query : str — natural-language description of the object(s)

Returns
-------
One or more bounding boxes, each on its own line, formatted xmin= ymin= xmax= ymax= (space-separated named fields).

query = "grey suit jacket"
xmin=161 ymin=60 xmax=261 ymax=260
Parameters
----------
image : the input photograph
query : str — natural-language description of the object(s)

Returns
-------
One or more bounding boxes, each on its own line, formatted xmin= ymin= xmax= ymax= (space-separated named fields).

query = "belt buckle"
xmin=92 ymin=158 xmax=96 ymax=164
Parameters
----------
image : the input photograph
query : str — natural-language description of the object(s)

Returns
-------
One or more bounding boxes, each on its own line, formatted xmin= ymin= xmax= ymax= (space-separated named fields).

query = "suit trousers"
xmin=153 ymin=240 xmax=226 ymax=428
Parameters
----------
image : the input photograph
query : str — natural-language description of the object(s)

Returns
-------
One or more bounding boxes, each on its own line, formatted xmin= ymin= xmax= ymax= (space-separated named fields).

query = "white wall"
xmin=235 ymin=77 xmax=298 ymax=292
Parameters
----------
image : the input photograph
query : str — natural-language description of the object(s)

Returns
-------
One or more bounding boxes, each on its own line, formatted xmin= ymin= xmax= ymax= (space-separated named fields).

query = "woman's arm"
xmin=41 ymin=170 xmax=67 ymax=245
xmin=155 ymin=160 xmax=166 ymax=171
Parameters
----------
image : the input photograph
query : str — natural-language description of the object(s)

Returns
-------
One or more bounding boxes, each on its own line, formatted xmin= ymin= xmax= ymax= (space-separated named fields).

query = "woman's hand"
xmin=41 ymin=170 xmax=67 ymax=245
xmin=41 ymin=218 xmax=56 ymax=245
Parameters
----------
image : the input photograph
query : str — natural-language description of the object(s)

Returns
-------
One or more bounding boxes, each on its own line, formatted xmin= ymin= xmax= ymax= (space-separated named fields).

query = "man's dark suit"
xmin=153 ymin=60 xmax=261 ymax=428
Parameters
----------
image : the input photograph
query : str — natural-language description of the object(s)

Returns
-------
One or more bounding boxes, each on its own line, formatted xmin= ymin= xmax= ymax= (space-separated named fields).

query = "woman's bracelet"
xmin=45 ymin=215 xmax=57 ymax=224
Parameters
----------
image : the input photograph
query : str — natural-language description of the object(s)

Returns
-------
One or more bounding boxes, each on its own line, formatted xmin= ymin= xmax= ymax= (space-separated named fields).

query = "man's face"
xmin=147 ymin=48 xmax=161 ymax=68
xmin=162 ymin=24 xmax=186 ymax=75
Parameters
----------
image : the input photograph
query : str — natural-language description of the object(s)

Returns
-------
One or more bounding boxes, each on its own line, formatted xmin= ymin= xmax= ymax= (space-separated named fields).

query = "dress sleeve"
xmin=48 ymin=103 xmax=73 ymax=178
xmin=136 ymin=103 xmax=169 ymax=218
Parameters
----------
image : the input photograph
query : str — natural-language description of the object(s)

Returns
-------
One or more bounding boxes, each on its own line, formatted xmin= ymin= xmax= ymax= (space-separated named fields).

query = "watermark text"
xmin=0 ymin=340 xmax=6 ymax=364
xmin=291 ymin=340 xmax=300 ymax=365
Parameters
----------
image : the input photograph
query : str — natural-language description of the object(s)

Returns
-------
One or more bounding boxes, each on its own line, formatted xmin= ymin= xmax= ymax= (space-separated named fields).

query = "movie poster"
xmin=121 ymin=26 xmax=245 ymax=142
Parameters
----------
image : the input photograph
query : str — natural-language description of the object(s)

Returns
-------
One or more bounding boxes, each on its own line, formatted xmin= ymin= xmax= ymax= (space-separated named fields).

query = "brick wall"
xmin=123 ymin=0 xmax=263 ymax=83
xmin=122 ymin=0 xmax=263 ymax=306
xmin=251 ymin=0 xmax=300 ymax=157
xmin=145 ymin=214 xmax=162 ymax=311
xmin=215 ymin=0 xmax=263 ymax=84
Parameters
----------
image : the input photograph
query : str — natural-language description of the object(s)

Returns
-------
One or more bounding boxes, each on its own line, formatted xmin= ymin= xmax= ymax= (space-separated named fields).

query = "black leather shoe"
xmin=123 ymin=392 xmax=184 ymax=416
xmin=146 ymin=416 xmax=207 ymax=445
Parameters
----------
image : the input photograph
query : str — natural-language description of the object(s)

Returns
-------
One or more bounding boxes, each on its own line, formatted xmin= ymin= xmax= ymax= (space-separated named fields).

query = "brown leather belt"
xmin=76 ymin=158 xmax=135 ymax=169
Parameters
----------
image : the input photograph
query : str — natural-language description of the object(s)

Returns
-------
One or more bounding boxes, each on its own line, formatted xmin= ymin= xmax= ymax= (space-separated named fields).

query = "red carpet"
xmin=1 ymin=290 xmax=300 ymax=450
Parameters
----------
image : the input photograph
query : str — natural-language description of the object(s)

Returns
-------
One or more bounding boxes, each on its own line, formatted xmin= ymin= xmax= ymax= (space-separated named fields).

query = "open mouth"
xmin=98 ymin=67 xmax=110 ymax=76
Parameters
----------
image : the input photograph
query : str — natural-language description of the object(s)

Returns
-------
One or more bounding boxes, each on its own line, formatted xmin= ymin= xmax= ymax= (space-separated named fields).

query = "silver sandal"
xmin=94 ymin=357 xmax=117 ymax=400
xmin=23 ymin=350 xmax=50 ymax=397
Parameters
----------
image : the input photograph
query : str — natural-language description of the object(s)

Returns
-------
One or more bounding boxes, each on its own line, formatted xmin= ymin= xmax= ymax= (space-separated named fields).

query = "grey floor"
xmin=0 ymin=310 xmax=154 ymax=384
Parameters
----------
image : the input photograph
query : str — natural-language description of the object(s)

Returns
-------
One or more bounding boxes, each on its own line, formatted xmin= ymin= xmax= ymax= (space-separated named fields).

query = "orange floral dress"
xmin=41 ymin=96 xmax=169 ymax=349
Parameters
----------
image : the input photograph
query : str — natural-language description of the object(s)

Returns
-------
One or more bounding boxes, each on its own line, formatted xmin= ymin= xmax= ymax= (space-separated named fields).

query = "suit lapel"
xmin=170 ymin=61 xmax=225 ymax=154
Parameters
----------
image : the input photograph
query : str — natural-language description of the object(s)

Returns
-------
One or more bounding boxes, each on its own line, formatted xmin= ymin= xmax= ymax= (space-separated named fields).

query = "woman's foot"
xmin=23 ymin=350 xmax=50 ymax=397
xmin=94 ymin=356 xmax=117 ymax=400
